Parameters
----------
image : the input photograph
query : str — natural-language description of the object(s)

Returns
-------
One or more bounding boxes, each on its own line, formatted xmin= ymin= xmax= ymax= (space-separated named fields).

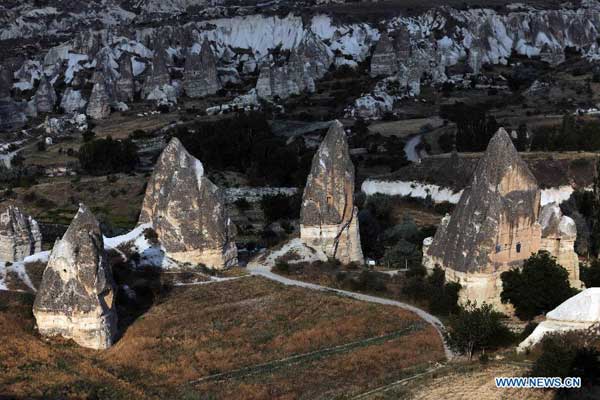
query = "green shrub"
xmin=275 ymin=261 xmax=290 ymax=273
xmin=444 ymin=301 xmax=514 ymax=359
xmin=501 ymin=252 xmax=578 ymax=320
xmin=530 ymin=332 xmax=600 ymax=389
xmin=78 ymin=136 xmax=138 ymax=175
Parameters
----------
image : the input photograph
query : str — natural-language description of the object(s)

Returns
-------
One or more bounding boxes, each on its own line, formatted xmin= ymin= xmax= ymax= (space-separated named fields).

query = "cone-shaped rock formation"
xmin=138 ymin=138 xmax=237 ymax=269
xmin=33 ymin=204 xmax=117 ymax=350
xmin=300 ymin=120 xmax=364 ymax=264
xmin=423 ymin=128 xmax=581 ymax=311
xmin=183 ymin=39 xmax=221 ymax=98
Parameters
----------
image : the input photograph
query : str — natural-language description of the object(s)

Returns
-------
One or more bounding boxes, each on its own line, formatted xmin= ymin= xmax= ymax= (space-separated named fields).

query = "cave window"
xmin=326 ymin=195 xmax=333 ymax=207
xmin=516 ymin=243 xmax=521 ymax=253
xmin=495 ymin=244 xmax=501 ymax=253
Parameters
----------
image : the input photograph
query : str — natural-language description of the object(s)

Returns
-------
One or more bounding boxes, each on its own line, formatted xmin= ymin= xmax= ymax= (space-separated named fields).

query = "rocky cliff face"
xmin=539 ymin=202 xmax=581 ymax=287
xmin=426 ymin=128 xmax=541 ymax=274
xmin=60 ymin=88 xmax=87 ymax=114
xmin=34 ymin=75 xmax=57 ymax=113
xmin=33 ymin=204 xmax=117 ymax=350
xmin=183 ymin=39 xmax=221 ymax=98
xmin=370 ymin=34 xmax=397 ymax=77
xmin=138 ymin=138 xmax=238 ymax=269
xmin=115 ymin=54 xmax=135 ymax=102
xmin=142 ymin=40 xmax=171 ymax=99
xmin=300 ymin=120 xmax=364 ymax=264
xmin=86 ymin=75 xmax=112 ymax=119
xmin=0 ymin=205 xmax=42 ymax=263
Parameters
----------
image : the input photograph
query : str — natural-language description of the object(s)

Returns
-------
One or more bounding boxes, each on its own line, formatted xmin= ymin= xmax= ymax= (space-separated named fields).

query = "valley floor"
xmin=0 ymin=276 xmax=444 ymax=399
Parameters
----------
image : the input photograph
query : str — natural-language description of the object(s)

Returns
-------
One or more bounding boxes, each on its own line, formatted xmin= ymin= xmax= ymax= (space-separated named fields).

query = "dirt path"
xmin=247 ymin=264 xmax=454 ymax=360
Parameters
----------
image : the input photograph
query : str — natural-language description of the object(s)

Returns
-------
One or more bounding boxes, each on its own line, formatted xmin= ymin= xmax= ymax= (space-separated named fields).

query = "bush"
xmin=173 ymin=112 xmax=314 ymax=187
xmin=530 ymin=332 xmax=600 ymax=389
xmin=346 ymin=270 xmax=386 ymax=292
xmin=274 ymin=261 xmax=290 ymax=273
xmin=78 ymin=136 xmax=138 ymax=175
xmin=143 ymin=228 xmax=159 ymax=246
xmin=82 ymin=130 xmax=95 ymax=142
xmin=402 ymin=265 xmax=461 ymax=316
xmin=501 ymin=252 xmax=578 ymax=320
xmin=444 ymin=301 xmax=514 ymax=359
xmin=234 ymin=198 xmax=251 ymax=211
xmin=260 ymin=194 xmax=299 ymax=223
xmin=580 ymin=259 xmax=600 ymax=288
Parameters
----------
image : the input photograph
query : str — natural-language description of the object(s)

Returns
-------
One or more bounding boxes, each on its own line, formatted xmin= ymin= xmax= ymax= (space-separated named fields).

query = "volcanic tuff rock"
xmin=539 ymin=202 xmax=580 ymax=287
xmin=425 ymin=128 xmax=541 ymax=275
xmin=33 ymin=204 xmax=117 ymax=350
xmin=86 ymin=75 xmax=112 ymax=120
xmin=295 ymin=32 xmax=334 ymax=81
xmin=60 ymin=88 xmax=87 ymax=114
xmin=115 ymin=55 xmax=135 ymax=102
xmin=138 ymin=138 xmax=237 ymax=269
xmin=34 ymin=75 xmax=57 ymax=113
xmin=0 ymin=205 xmax=42 ymax=263
xmin=0 ymin=66 xmax=28 ymax=131
xmin=183 ymin=39 xmax=221 ymax=98
xmin=300 ymin=120 xmax=364 ymax=264
xmin=370 ymin=34 xmax=398 ymax=77
xmin=518 ymin=288 xmax=600 ymax=352
xmin=423 ymin=128 xmax=581 ymax=311
xmin=143 ymin=40 xmax=171 ymax=99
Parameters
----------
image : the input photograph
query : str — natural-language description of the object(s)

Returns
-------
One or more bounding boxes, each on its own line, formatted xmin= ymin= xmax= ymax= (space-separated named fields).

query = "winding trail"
xmin=247 ymin=264 xmax=453 ymax=360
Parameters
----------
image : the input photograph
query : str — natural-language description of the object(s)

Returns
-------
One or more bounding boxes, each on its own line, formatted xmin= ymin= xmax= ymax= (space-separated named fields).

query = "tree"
xmin=78 ymin=136 xmax=138 ymax=175
xmin=444 ymin=301 xmax=513 ymax=359
xmin=580 ymin=259 xmax=600 ymax=288
xmin=500 ymin=252 xmax=577 ymax=320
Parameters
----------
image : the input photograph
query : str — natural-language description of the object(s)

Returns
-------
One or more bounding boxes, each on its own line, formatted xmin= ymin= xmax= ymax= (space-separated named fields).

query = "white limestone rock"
xmin=518 ymin=288 xmax=600 ymax=352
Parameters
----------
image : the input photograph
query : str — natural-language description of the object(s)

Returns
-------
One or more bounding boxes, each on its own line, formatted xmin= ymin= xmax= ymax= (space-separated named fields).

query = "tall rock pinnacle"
xmin=183 ymin=39 xmax=221 ymax=98
xmin=33 ymin=204 xmax=117 ymax=350
xmin=300 ymin=120 xmax=364 ymax=264
xmin=138 ymin=138 xmax=238 ymax=269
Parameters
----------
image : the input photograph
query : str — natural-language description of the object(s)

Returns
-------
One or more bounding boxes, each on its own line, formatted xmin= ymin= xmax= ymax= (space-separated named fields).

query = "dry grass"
xmin=367 ymin=362 xmax=554 ymax=400
xmin=0 ymin=276 xmax=443 ymax=399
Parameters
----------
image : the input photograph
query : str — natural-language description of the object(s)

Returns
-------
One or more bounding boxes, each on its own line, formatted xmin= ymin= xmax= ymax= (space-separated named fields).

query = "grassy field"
xmin=364 ymin=362 xmax=553 ymax=400
xmin=0 ymin=276 xmax=444 ymax=399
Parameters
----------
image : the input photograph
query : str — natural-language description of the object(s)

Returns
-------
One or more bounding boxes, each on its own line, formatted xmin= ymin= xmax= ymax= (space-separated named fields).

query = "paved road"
xmin=247 ymin=264 xmax=454 ymax=360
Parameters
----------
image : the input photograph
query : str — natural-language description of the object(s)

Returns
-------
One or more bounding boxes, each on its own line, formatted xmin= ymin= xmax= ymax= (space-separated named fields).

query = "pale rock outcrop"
xmin=518 ymin=288 xmax=600 ymax=352
xmin=115 ymin=55 xmax=135 ymax=102
xmin=60 ymin=88 xmax=87 ymax=114
xmin=86 ymin=75 xmax=112 ymax=120
xmin=539 ymin=44 xmax=565 ymax=66
xmin=370 ymin=34 xmax=398 ymax=77
xmin=0 ymin=66 xmax=27 ymax=131
xmin=539 ymin=203 xmax=581 ymax=288
xmin=423 ymin=129 xmax=581 ymax=312
xmin=33 ymin=204 xmax=117 ymax=350
xmin=143 ymin=40 xmax=171 ymax=99
xmin=300 ymin=120 xmax=364 ymax=264
xmin=34 ymin=75 xmax=57 ymax=113
xmin=296 ymin=31 xmax=334 ymax=81
xmin=183 ymin=39 xmax=221 ymax=98
xmin=0 ymin=205 xmax=42 ymax=263
xmin=138 ymin=138 xmax=237 ymax=269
